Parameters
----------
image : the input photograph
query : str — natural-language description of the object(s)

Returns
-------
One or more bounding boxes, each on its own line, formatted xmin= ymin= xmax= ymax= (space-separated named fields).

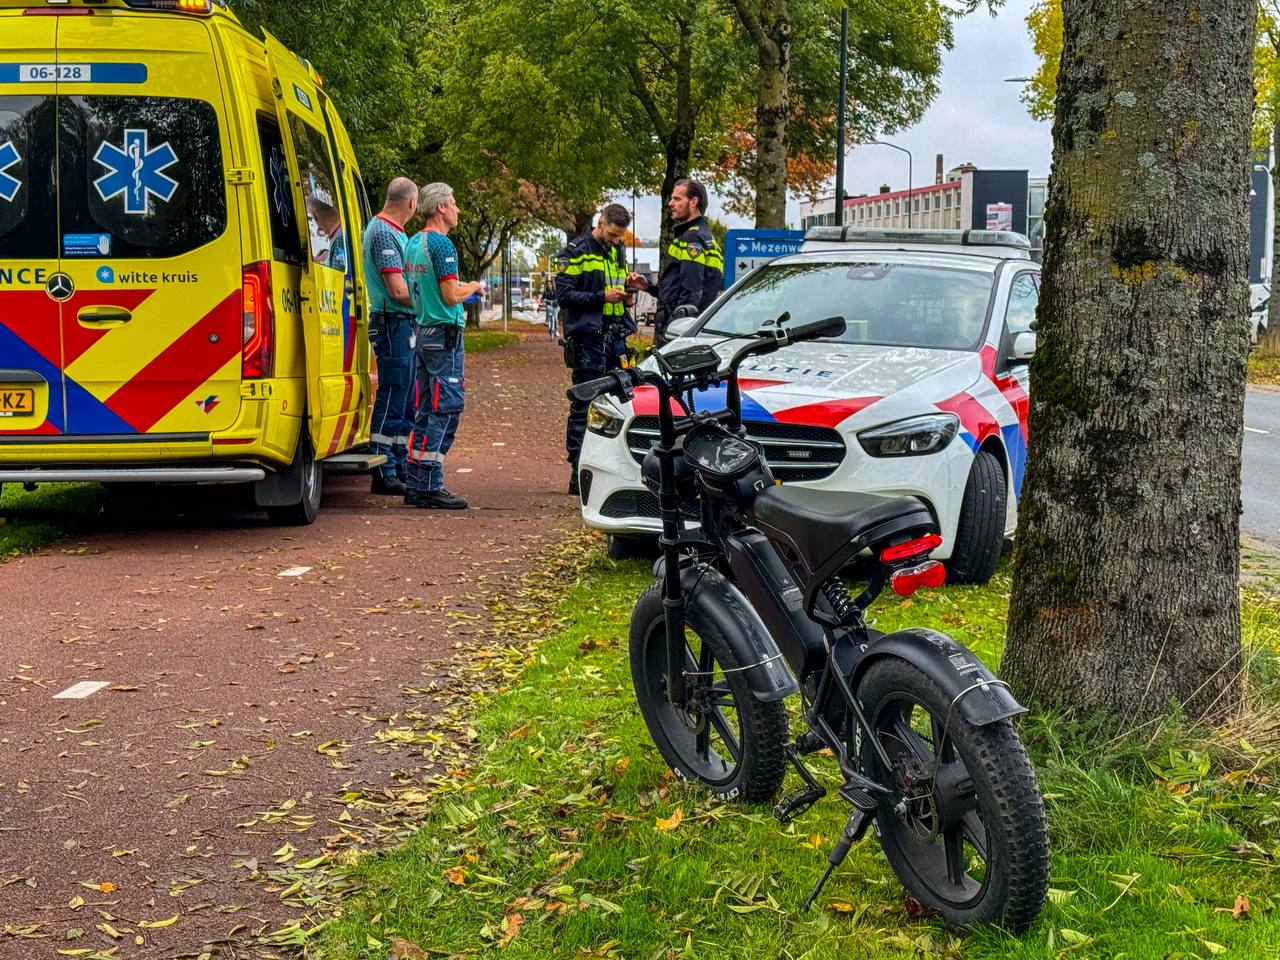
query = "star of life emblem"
xmin=93 ymin=129 xmax=179 ymax=216
xmin=0 ymin=140 xmax=21 ymax=203
xmin=269 ymin=145 xmax=291 ymax=227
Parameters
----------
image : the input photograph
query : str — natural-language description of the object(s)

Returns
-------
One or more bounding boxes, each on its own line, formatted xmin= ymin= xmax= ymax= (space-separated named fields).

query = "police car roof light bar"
xmin=803 ymin=226 xmax=1031 ymax=251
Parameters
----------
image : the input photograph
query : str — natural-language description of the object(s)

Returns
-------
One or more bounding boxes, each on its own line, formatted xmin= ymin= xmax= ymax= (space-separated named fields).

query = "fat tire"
xmin=629 ymin=579 xmax=787 ymax=803
xmin=947 ymin=450 xmax=1005 ymax=585
xmin=266 ymin=433 xmax=322 ymax=526
xmin=859 ymin=658 xmax=1049 ymax=931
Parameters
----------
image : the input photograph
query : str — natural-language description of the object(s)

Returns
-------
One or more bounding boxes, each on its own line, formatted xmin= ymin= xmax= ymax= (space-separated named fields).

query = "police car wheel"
xmin=266 ymin=433 xmax=322 ymax=526
xmin=607 ymin=534 xmax=656 ymax=561
xmin=946 ymin=450 xmax=1006 ymax=586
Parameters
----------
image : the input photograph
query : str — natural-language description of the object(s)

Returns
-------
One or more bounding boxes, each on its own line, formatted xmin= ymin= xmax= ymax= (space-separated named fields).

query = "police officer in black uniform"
xmin=629 ymin=178 xmax=724 ymax=343
xmin=556 ymin=203 xmax=636 ymax=494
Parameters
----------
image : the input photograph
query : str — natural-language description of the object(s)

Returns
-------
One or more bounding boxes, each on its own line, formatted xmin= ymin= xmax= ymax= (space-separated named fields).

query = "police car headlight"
xmin=857 ymin=414 xmax=959 ymax=457
xmin=587 ymin=397 xmax=626 ymax=438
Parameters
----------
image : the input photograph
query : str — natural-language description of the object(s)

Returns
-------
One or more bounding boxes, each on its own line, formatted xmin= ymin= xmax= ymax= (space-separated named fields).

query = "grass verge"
xmin=1248 ymin=352 xmax=1280 ymax=386
xmin=0 ymin=482 xmax=103 ymax=561
xmin=308 ymin=550 xmax=1280 ymax=960
xmin=466 ymin=330 xmax=521 ymax=353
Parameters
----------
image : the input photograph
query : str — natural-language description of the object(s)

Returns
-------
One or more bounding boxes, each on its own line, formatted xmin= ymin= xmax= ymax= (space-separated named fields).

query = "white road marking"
xmin=53 ymin=681 xmax=110 ymax=700
xmin=278 ymin=566 xmax=312 ymax=577
xmin=1245 ymin=426 xmax=1270 ymax=435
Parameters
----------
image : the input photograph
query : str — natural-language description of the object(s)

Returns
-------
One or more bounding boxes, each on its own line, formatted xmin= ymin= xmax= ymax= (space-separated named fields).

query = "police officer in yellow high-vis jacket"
xmin=556 ymin=204 xmax=636 ymax=494
xmin=629 ymin=178 xmax=724 ymax=343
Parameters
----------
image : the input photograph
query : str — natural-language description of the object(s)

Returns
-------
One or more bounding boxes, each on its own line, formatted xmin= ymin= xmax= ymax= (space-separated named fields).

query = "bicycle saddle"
xmin=751 ymin=486 xmax=936 ymax=577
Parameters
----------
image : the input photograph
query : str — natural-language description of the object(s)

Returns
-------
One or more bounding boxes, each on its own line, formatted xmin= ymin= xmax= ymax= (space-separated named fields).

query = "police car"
xmin=576 ymin=228 xmax=1039 ymax=585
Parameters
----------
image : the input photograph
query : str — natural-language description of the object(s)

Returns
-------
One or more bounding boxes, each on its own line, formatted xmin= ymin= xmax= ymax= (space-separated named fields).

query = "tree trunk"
xmin=751 ymin=0 xmax=790 ymax=229
xmin=572 ymin=208 xmax=596 ymax=238
xmin=1266 ymin=111 xmax=1280 ymax=353
xmin=1002 ymin=0 xmax=1253 ymax=724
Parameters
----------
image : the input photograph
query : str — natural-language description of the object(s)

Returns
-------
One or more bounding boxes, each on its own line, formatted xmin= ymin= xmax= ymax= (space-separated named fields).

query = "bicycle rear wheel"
xmin=858 ymin=657 xmax=1049 ymax=930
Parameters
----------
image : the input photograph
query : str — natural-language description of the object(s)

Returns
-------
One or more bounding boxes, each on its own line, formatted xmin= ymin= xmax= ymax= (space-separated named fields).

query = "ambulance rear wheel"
xmin=267 ymin=433 xmax=322 ymax=526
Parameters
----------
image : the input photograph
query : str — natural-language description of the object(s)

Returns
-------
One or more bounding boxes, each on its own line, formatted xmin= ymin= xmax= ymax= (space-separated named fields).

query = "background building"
xmin=801 ymin=156 xmax=1048 ymax=259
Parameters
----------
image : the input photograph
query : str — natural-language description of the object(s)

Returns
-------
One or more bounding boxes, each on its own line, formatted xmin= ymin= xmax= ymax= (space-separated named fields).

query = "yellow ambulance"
xmin=0 ymin=0 xmax=377 ymax=524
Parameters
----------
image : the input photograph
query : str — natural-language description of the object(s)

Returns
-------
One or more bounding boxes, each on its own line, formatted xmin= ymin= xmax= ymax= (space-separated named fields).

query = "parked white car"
xmin=1251 ymin=282 xmax=1270 ymax=343
xmin=576 ymin=228 xmax=1040 ymax=585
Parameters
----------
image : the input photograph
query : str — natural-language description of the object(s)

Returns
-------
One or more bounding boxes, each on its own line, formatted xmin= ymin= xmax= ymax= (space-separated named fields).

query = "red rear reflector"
xmin=880 ymin=533 xmax=943 ymax=564
xmin=890 ymin=560 xmax=946 ymax=597
xmin=242 ymin=262 xmax=275 ymax=379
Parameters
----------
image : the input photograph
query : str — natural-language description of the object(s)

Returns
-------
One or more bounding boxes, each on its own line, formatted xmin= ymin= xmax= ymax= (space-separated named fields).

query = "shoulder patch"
xmin=686 ymin=242 xmax=703 ymax=258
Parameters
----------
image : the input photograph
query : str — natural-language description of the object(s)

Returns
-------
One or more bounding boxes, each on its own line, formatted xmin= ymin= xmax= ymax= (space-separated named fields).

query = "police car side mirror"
xmin=672 ymin=305 xmax=699 ymax=320
xmin=666 ymin=316 xmax=699 ymax=339
xmin=1010 ymin=331 xmax=1037 ymax=363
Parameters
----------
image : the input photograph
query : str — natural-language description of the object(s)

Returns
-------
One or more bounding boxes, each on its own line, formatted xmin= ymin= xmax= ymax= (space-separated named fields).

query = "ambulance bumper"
xmin=0 ymin=466 xmax=266 ymax=484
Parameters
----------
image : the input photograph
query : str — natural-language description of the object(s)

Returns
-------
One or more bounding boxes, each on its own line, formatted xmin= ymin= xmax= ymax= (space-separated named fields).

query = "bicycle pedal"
xmin=773 ymin=785 xmax=826 ymax=824
xmin=838 ymin=784 xmax=878 ymax=812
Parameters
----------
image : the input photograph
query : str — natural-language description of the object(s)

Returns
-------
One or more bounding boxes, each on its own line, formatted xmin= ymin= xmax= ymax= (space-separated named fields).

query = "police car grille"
xmin=600 ymin=490 xmax=699 ymax=521
xmin=625 ymin=417 xmax=846 ymax=482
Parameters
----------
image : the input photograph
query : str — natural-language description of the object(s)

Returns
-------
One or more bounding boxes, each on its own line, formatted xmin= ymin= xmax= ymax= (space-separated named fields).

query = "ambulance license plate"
xmin=0 ymin=388 xmax=34 ymax=417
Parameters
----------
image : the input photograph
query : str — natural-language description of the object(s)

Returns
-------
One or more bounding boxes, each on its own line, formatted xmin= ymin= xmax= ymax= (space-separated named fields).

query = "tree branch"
xmin=727 ymin=0 xmax=771 ymax=54
xmin=627 ymin=60 xmax=670 ymax=140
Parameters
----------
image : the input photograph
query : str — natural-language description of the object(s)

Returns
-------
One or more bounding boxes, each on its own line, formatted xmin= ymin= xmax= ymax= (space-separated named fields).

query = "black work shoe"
xmin=568 ymin=468 xmax=579 ymax=496
xmin=371 ymin=474 xmax=406 ymax=496
xmin=405 ymin=488 xmax=469 ymax=510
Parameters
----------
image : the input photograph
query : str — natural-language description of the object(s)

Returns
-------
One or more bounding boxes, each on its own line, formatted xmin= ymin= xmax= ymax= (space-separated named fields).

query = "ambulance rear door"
xmin=322 ymin=98 xmax=372 ymax=450
xmin=54 ymin=12 xmax=244 ymax=438
xmin=261 ymin=33 xmax=355 ymax=458
xmin=0 ymin=13 xmax=62 ymax=438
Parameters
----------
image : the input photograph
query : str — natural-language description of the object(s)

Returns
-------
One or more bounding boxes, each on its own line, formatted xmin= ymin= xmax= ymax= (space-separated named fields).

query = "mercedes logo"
xmin=46 ymin=272 xmax=75 ymax=302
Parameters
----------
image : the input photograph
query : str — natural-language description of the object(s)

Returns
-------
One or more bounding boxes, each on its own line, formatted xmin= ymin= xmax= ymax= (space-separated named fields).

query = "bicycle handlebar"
xmin=563 ymin=315 xmax=847 ymax=408
xmin=565 ymin=368 xmax=643 ymax=405
xmin=780 ymin=314 xmax=847 ymax=345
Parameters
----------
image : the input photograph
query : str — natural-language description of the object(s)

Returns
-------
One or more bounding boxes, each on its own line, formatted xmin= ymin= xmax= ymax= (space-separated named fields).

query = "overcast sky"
xmin=614 ymin=0 xmax=1053 ymax=241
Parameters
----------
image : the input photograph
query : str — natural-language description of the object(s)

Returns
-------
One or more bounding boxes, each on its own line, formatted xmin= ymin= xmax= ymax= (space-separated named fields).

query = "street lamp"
xmin=834 ymin=7 xmax=849 ymax=226
xmin=869 ymin=141 xmax=913 ymax=227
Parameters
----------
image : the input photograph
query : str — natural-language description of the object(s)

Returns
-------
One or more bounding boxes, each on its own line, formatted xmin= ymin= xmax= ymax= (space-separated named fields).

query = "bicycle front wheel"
xmin=628 ymin=580 xmax=787 ymax=803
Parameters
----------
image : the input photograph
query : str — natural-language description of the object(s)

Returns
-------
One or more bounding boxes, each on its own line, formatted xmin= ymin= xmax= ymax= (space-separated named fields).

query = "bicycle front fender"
xmin=681 ymin=565 xmax=800 ymax=704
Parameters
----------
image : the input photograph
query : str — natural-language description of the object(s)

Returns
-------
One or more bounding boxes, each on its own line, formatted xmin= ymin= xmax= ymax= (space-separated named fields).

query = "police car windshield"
xmin=702 ymin=259 xmax=995 ymax=352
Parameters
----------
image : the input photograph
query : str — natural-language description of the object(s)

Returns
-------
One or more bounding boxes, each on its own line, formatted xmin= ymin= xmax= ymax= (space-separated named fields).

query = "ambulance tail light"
xmin=242 ymin=262 xmax=275 ymax=379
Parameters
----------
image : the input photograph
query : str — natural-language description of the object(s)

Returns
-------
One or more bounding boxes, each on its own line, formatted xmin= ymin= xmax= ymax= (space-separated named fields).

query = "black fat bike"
xmin=568 ymin=315 xmax=1049 ymax=929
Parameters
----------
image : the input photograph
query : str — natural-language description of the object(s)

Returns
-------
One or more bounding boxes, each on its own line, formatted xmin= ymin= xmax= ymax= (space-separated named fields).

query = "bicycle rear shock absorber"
xmin=820 ymin=576 xmax=859 ymax=627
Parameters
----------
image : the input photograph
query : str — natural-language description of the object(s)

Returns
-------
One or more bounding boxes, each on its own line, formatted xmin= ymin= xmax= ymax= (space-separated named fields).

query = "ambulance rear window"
xmin=256 ymin=116 xmax=304 ymax=265
xmin=59 ymin=95 xmax=227 ymax=259
xmin=0 ymin=95 xmax=57 ymax=260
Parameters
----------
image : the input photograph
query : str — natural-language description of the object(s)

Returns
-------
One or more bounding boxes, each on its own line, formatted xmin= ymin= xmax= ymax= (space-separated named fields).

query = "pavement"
xmin=1244 ymin=386 xmax=1280 ymax=549
xmin=0 ymin=327 xmax=579 ymax=959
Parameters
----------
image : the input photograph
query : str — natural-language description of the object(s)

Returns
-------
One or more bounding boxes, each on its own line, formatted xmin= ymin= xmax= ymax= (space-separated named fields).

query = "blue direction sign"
xmin=723 ymin=228 xmax=805 ymax=287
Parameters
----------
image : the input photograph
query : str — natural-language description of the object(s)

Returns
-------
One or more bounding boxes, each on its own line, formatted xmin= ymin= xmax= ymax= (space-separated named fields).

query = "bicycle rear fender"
xmin=680 ymin=565 xmax=800 ymax=703
xmin=851 ymin=628 xmax=1026 ymax=726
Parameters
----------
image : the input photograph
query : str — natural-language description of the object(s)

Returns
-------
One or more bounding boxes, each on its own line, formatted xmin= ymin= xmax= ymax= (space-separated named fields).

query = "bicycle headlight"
xmin=586 ymin=396 xmax=626 ymax=438
xmin=857 ymin=413 xmax=960 ymax=457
